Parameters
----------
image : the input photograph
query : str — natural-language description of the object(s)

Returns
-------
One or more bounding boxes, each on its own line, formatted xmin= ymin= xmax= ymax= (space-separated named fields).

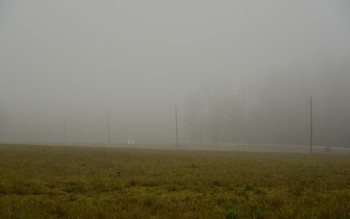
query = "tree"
xmin=0 ymin=102 xmax=10 ymax=139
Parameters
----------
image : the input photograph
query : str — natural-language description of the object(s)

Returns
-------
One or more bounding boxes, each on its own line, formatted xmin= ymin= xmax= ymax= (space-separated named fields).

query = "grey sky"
xmin=0 ymin=0 xmax=349 ymax=144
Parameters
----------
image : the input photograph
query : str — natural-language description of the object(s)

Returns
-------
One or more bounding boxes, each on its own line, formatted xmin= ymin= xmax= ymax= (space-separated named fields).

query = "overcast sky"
xmin=0 ymin=0 xmax=349 ymax=144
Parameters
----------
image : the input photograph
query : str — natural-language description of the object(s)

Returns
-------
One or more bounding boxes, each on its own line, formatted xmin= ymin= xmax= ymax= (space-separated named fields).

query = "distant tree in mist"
xmin=312 ymin=55 xmax=350 ymax=147
xmin=182 ymin=56 xmax=350 ymax=147
xmin=183 ymin=83 xmax=258 ymax=144
xmin=0 ymin=102 xmax=10 ymax=137
xmin=182 ymin=91 xmax=206 ymax=143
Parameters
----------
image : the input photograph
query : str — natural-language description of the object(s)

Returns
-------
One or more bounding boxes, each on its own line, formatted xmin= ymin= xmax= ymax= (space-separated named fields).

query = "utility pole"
xmin=106 ymin=110 xmax=111 ymax=144
xmin=63 ymin=118 xmax=66 ymax=143
xmin=175 ymin=105 xmax=179 ymax=147
xmin=310 ymin=97 xmax=313 ymax=153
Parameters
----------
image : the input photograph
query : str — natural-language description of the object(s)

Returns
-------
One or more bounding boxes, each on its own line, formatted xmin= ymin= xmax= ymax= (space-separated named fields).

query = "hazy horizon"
xmin=1 ymin=1 xmax=350 ymax=146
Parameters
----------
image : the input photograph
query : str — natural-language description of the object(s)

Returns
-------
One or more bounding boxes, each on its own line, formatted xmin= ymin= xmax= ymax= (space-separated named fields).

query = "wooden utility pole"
xmin=106 ymin=110 xmax=111 ymax=144
xmin=310 ymin=97 xmax=313 ymax=153
xmin=175 ymin=105 xmax=179 ymax=147
xmin=63 ymin=118 xmax=66 ymax=143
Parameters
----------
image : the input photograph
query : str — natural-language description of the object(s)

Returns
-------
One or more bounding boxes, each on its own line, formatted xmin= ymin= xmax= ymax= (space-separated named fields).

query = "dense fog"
xmin=1 ymin=1 xmax=350 ymax=147
xmin=182 ymin=57 xmax=350 ymax=147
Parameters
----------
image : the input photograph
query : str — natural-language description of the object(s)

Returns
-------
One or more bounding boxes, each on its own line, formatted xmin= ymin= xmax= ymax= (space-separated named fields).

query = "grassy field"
xmin=0 ymin=144 xmax=349 ymax=218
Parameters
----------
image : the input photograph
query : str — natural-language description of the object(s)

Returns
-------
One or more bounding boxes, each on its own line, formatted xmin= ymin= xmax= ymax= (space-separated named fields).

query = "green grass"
xmin=0 ymin=144 xmax=349 ymax=218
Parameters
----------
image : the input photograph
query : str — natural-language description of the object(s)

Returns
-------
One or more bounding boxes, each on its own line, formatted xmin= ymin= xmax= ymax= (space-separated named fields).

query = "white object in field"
xmin=127 ymin=139 xmax=135 ymax=144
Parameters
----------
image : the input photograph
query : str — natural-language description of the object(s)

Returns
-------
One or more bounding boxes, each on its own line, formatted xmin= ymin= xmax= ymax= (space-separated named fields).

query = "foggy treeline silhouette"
xmin=182 ymin=56 xmax=350 ymax=147
xmin=1 ymin=1 xmax=350 ymax=146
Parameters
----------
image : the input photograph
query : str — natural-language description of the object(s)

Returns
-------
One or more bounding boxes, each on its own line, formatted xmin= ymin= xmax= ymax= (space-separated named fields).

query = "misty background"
xmin=0 ymin=1 xmax=350 ymax=146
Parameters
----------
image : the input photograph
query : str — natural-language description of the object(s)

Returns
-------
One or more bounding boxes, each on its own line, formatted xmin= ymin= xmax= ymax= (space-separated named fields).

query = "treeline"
xmin=182 ymin=56 xmax=350 ymax=147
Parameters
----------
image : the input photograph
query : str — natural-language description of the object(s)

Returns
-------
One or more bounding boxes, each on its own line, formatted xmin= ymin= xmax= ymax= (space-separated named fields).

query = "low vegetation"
xmin=0 ymin=144 xmax=349 ymax=218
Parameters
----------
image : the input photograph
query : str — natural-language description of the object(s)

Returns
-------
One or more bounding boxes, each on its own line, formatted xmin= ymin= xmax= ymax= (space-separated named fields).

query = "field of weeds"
xmin=0 ymin=144 xmax=349 ymax=218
